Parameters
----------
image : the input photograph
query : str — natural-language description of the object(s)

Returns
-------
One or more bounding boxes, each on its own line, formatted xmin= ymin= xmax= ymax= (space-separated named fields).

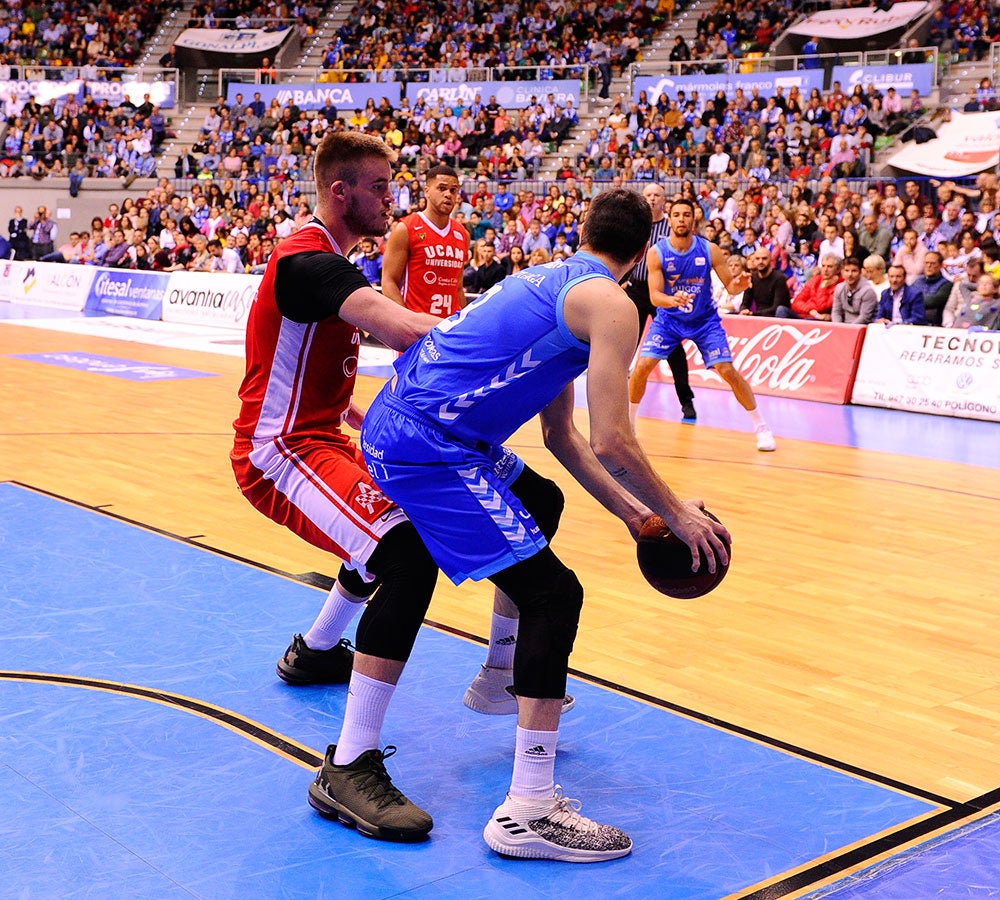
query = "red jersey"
xmin=233 ymin=222 xmax=364 ymax=443
xmin=400 ymin=211 xmax=468 ymax=318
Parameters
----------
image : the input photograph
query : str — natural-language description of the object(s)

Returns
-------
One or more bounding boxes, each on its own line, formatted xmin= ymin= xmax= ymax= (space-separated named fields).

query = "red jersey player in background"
xmin=383 ymin=163 xmax=575 ymax=718
xmin=382 ymin=164 xmax=468 ymax=318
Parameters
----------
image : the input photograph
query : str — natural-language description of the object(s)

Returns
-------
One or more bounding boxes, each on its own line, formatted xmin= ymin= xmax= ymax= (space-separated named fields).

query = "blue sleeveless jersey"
xmin=390 ymin=252 xmax=615 ymax=446
xmin=651 ymin=234 xmax=717 ymax=324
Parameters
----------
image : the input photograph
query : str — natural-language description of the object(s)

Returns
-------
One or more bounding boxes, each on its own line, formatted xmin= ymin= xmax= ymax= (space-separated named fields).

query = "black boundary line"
xmin=737 ymin=788 xmax=1000 ymax=899
xmin=6 ymin=479 xmax=995 ymax=896
xmin=0 ymin=671 xmax=322 ymax=768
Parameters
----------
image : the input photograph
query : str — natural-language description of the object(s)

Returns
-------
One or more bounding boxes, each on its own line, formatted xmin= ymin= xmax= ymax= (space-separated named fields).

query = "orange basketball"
xmin=636 ymin=509 xmax=730 ymax=599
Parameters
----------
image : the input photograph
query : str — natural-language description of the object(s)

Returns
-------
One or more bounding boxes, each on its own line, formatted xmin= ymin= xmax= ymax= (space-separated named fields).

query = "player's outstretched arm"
xmin=711 ymin=242 xmax=752 ymax=295
xmin=564 ymin=278 xmax=730 ymax=570
xmin=340 ymin=286 xmax=438 ymax=351
xmin=539 ymin=383 xmax=649 ymax=536
xmin=646 ymin=245 xmax=675 ymax=308
xmin=380 ymin=222 xmax=409 ymax=305
xmin=275 ymin=251 xmax=436 ymax=351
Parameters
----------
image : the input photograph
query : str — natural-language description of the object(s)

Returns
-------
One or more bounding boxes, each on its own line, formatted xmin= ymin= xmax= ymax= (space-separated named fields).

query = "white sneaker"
xmin=484 ymin=787 xmax=632 ymax=862
xmin=755 ymin=424 xmax=776 ymax=452
xmin=463 ymin=665 xmax=575 ymax=715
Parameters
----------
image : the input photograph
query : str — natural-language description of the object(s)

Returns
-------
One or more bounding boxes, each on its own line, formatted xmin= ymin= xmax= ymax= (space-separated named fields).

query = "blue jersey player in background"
xmin=628 ymin=198 xmax=777 ymax=451
xmin=359 ymin=189 xmax=731 ymax=863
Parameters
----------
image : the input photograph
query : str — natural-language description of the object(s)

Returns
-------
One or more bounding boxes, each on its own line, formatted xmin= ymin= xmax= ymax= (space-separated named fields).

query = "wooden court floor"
xmin=2 ymin=320 xmax=1000 ymax=894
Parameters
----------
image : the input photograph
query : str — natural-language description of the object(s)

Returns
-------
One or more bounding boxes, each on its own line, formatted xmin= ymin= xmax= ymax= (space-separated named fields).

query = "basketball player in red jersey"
xmin=231 ymin=131 xmax=443 ymax=840
xmin=381 ymin=163 xmax=468 ymax=317
xmin=383 ymin=164 xmax=576 ymax=718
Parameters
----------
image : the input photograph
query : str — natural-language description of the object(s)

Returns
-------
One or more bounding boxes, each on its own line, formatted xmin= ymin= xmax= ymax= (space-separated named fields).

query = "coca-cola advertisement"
xmin=648 ymin=318 xmax=867 ymax=404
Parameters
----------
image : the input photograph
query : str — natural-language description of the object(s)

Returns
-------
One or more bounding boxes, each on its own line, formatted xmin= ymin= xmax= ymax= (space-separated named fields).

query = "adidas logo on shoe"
xmin=483 ymin=788 xmax=632 ymax=862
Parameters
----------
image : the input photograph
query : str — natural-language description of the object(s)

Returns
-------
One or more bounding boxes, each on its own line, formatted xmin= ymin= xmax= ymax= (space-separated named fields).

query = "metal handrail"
xmin=0 ymin=64 xmax=179 ymax=83
xmin=628 ymin=47 xmax=940 ymax=96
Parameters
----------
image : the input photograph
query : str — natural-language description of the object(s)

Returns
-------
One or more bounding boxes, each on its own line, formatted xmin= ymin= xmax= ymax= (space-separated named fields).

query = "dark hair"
xmin=426 ymin=163 xmax=458 ymax=182
xmin=842 ymin=256 xmax=862 ymax=269
xmin=668 ymin=197 xmax=696 ymax=213
xmin=580 ymin=189 xmax=652 ymax=264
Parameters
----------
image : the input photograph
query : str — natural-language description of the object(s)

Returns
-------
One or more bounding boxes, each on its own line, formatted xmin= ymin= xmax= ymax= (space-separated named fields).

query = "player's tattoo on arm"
xmin=608 ymin=465 xmax=628 ymax=478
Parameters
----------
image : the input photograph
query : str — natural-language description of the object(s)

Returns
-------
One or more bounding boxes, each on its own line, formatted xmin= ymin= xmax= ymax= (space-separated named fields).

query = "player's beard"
xmin=345 ymin=194 xmax=388 ymax=238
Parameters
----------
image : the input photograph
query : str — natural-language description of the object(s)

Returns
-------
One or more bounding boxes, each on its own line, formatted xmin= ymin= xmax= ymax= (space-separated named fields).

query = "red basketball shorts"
xmin=231 ymin=432 xmax=408 ymax=579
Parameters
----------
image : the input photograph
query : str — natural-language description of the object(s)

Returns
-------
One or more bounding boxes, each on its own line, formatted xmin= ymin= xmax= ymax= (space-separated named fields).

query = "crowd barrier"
xmin=3 ymin=261 xmax=998 ymax=422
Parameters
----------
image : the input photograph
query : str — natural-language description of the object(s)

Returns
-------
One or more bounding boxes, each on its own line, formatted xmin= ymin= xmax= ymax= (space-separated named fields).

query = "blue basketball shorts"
xmin=360 ymin=392 xmax=549 ymax=585
xmin=641 ymin=313 xmax=733 ymax=368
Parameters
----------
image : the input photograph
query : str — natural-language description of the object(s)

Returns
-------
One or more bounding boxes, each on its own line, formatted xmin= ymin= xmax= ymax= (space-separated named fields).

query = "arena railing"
xmin=628 ymin=48 xmax=940 ymax=96
xmin=217 ymin=64 xmax=598 ymax=105
xmin=166 ymin=175 xmax=971 ymax=209
xmin=0 ymin=64 xmax=179 ymax=86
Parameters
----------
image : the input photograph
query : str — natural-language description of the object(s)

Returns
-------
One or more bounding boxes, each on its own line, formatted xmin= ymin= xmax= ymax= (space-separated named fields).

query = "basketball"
xmin=636 ymin=510 xmax=730 ymax=599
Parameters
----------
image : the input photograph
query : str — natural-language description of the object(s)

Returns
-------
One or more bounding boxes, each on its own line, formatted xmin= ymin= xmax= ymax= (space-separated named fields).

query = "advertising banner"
xmin=85 ymin=269 xmax=169 ymax=319
xmin=2 ymin=260 xmax=95 ymax=310
xmin=851 ymin=325 xmax=1000 ymax=421
xmin=830 ymin=64 xmax=934 ymax=98
xmin=0 ymin=78 xmax=83 ymax=106
xmin=84 ymin=80 xmax=176 ymax=109
xmin=886 ymin=109 xmax=1000 ymax=178
xmin=405 ymin=79 xmax=581 ymax=110
xmin=786 ymin=2 xmax=930 ymax=39
xmin=634 ymin=70 xmax=824 ymax=105
xmin=162 ymin=271 xmax=260 ymax=329
xmin=649 ymin=317 xmax=867 ymax=404
xmin=226 ymin=81 xmax=400 ymax=111
xmin=174 ymin=28 xmax=290 ymax=54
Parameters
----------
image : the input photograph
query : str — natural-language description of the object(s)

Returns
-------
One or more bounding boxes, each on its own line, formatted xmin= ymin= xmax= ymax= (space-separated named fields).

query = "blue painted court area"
xmin=10 ymin=351 xmax=218 ymax=380
xmin=0 ymin=483 xmax=936 ymax=898
xmin=811 ymin=812 xmax=1000 ymax=898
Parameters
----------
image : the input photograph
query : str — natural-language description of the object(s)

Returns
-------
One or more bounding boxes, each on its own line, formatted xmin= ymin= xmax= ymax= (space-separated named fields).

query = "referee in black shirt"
xmin=625 ymin=184 xmax=696 ymax=421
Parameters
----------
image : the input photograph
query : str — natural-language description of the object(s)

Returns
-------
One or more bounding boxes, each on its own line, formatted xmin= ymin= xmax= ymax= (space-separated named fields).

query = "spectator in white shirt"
xmin=707 ymin=142 xmax=731 ymax=176
xmin=209 ymin=239 xmax=242 ymax=273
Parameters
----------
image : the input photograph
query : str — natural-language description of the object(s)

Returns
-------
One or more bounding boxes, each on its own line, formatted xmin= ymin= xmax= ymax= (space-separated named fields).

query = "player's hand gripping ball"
xmin=636 ymin=510 xmax=730 ymax=599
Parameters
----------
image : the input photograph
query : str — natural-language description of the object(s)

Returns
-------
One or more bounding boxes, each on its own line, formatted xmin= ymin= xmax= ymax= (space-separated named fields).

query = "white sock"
xmin=333 ymin=672 xmax=395 ymax=765
xmin=748 ymin=407 xmax=766 ymax=428
xmin=509 ymin=727 xmax=558 ymax=799
xmin=629 ymin=402 xmax=639 ymax=427
xmin=304 ymin=581 xmax=366 ymax=650
xmin=484 ymin=613 xmax=518 ymax=669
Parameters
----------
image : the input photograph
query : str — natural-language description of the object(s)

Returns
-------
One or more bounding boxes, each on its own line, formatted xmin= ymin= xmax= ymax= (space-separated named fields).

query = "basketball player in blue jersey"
xmin=628 ymin=198 xmax=777 ymax=451
xmin=358 ymin=189 xmax=731 ymax=862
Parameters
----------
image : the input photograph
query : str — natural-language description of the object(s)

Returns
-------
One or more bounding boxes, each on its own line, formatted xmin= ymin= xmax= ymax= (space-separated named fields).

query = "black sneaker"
xmin=308 ymin=745 xmax=433 ymax=842
xmin=681 ymin=402 xmax=697 ymax=422
xmin=276 ymin=634 xmax=353 ymax=685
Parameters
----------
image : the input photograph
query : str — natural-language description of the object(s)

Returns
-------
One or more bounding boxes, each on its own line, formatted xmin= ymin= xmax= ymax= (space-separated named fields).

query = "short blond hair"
xmin=314 ymin=131 xmax=396 ymax=194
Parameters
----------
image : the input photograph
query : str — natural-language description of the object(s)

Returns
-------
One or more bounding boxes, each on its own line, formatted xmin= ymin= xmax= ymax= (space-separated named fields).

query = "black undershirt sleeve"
xmin=274 ymin=250 xmax=372 ymax=323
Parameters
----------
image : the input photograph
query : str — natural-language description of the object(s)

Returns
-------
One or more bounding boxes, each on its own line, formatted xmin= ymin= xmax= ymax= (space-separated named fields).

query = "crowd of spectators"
xmin=319 ymin=0 xmax=664 ymax=86
xmin=183 ymin=0 xmax=324 ymax=32
xmin=8 ymin=165 xmax=999 ymax=332
xmin=0 ymin=0 xmax=175 ymax=71
xmin=0 ymin=89 xmax=169 ymax=184
xmin=600 ymin=74 xmax=928 ymax=186
xmin=661 ymin=0 xmax=799 ymax=74
xmin=928 ymin=0 xmax=1000 ymax=64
